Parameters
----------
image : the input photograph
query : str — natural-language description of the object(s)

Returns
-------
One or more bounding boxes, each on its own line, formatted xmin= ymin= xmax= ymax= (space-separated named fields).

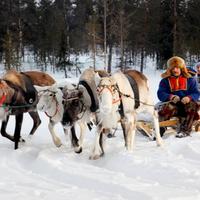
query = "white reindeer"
xmin=89 ymin=70 xmax=163 ymax=159
xmin=35 ymin=83 xmax=83 ymax=153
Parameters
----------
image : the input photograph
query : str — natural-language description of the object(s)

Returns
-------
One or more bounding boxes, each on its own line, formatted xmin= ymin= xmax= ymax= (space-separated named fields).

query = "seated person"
xmin=157 ymin=56 xmax=200 ymax=138
xmin=187 ymin=66 xmax=197 ymax=77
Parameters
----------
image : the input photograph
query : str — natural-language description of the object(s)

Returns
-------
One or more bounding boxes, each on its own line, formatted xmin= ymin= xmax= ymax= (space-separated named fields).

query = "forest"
xmin=0 ymin=0 xmax=200 ymax=75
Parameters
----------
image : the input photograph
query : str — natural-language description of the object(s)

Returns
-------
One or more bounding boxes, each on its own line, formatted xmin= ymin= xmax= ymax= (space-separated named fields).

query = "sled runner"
xmin=137 ymin=118 xmax=200 ymax=139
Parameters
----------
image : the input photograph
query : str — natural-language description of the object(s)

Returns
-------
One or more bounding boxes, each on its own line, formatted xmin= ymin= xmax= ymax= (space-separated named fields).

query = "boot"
xmin=175 ymin=101 xmax=199 ymax=138
xmin=158 ymin=103 xmax=177 ymax=137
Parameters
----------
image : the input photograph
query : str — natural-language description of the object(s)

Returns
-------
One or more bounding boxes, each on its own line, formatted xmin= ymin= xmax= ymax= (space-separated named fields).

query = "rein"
xmin=118 ymin=90 xmax=155 ymax=107
xmin=97 ymin=83 xmax=170 ymax=107
xmin=118 ymin=90 xmax=173 ymax=107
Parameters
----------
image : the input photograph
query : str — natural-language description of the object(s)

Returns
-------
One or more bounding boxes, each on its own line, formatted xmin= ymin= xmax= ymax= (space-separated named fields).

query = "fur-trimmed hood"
xmin=161 ymin=56 xmax=191 ymax=78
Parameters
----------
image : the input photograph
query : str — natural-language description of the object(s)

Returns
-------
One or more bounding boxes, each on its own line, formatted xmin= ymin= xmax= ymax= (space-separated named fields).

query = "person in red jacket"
xmin=157 ymin=56 xmax=200 ymax=138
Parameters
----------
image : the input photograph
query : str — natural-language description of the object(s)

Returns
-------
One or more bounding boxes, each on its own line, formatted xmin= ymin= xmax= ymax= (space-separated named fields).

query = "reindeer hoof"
xmin=54 ymin=138 xmax=62 ymax=147
xmin=56 ymin=143 xmax=62 ymax=148
xmin=74 ymin=146 xmax=82 ymax=154
xmin=19 ymin=137 xmax=25 ymax=143
xmin=89 ymin=155 xmax=100 ymax=160
xmin=89 ymin=153 xmax=104 ymax=160
xmin=107 ymin=133 xmax=114 ymax=138
xmin=156 ymin=140 xmax=164 ymax=147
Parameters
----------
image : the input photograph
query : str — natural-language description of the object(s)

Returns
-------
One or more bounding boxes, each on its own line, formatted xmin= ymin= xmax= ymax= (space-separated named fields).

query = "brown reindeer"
xmin=0 ymin=70 xmax=55 ymax=149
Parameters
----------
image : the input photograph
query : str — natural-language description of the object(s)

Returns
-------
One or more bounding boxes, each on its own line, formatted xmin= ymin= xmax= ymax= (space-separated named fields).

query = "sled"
xmin=136 ymin=118 xmax=200 ymax=139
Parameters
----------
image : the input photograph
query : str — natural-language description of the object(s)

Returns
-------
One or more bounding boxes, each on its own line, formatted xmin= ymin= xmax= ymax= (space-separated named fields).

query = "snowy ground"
xmin=0 ymin=66 xmax=200 ymax=200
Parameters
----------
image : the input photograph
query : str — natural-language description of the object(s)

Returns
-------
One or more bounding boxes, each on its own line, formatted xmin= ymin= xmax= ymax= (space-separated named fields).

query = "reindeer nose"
xmin=100 ymin=105 xmax=112 ymax=114
xmin=61 ymin=119 xmax=66 ymax=126
xmin=61 ymin=120 xmax=71 ymax=128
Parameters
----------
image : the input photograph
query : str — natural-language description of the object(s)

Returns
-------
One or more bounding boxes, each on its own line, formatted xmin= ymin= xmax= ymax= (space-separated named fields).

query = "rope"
xmin=0 ymin=103 xmax=35 ymax=109
xmin=118 ymin=90 xmax=172 ymax=107
xmin=44 ymin=96 xmax=59 ymax=119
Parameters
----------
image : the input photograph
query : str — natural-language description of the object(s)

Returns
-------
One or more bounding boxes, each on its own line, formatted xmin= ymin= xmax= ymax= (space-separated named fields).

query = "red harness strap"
xmin=0 ymin=94 xmax=6 ymax=106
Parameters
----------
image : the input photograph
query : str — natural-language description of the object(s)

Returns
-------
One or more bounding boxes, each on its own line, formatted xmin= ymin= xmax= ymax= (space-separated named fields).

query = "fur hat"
xmin=187 ymin=67 xmax=196 ymax=77
xmin=195 ymin=62 xmax=200 ymax=69
xmin=161 ymin=56 xmax=191 ymax=78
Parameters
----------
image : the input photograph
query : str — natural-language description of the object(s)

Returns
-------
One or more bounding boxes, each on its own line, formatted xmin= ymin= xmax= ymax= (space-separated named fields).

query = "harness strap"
xmin=0 ymin=94 xmax=6 ymax=106
xmin=45 ymin=107 xmax=58 ymax=119
xmin=79 ymin=80 xmax=98 ymax=112
xmin=125 ymin=74 xmax=140 ymax=109
xmin=2 ymin=80 xmax=36 ymax=113
xmin=45 ymin=96 xmax=59 ymax=119
xmin=116 ymin=84 xmax=125 ymax=118
xmin=4 ymin=80 xmax=22 ymax=106
xmin=20 ymin=72 xmax=37 ymax=104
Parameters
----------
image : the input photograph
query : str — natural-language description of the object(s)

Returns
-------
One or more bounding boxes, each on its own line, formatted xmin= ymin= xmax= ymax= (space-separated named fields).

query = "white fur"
xmin=35 ymin=84 xmax=64 ymax=147
xmin=90 ymin=71 xmax=163 ymax=159
xmin=35 ymin=84 xmax=81 ymax=151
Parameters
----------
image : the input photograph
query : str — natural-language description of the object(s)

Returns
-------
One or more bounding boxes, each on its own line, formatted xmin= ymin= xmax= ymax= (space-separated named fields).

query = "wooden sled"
xmin=136 ymin=118 xmax=200 ymax=139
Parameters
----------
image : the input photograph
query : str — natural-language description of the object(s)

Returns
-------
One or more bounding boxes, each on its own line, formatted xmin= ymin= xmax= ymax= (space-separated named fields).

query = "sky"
xmin=0 ymin=57 xmax=200 ymax=200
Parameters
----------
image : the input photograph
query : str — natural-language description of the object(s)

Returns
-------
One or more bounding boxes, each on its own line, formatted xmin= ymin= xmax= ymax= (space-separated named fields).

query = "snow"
xmin=0 ymin=61 xmax=200 ymax=200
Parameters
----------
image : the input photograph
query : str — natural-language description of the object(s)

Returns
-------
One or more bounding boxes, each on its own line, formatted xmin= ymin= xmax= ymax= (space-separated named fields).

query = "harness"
xmin=125 ymin=74 xmax=140 ymax=109
xmin=1 ymin=80 xmax=37 ymax=113
xmin=79 ymin=80 xmax=99 ymax=112
xmin=44 ymin=95 xmax=59 ymax=119
xmin=96 ymin=75 xmax=156 ymax=120
xmin=39 ymin=88 xmax=86 ymax=121
xmin=96 ymin=81 xmax=121 ymax=104
xmin=116 ymin=84 xmax=125 ymax=118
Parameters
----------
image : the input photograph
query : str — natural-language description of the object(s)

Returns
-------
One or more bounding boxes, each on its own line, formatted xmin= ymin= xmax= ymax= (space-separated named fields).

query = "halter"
xmin=38 ymin=90 xmax=60 ymax=119
xmin=96 ymin=81 xmax=121 ymax=104
xmin=44 ymin=95 xmax=60 ymax=118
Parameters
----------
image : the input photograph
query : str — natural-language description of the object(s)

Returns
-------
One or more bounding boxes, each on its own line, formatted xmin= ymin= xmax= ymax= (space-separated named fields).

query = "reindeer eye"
xmin=29 ymin=98 xmax=33 ymax=104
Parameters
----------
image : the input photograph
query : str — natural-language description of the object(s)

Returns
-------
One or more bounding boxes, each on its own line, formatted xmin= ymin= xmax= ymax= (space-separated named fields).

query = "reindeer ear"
xmin=50 ymin=83 xmax=58 ymax=92
xmin=94 ymin=72 xmax=101 ymax=86
xmin=110 ymin=77 xmax=116 ymax=85
xmin=34 ymin=85 xmax=45 ymax=92
xmin=34 ymin=83 xmax=58 ymax=92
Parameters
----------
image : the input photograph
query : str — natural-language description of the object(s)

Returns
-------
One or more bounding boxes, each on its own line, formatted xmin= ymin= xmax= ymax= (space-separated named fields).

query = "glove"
xmin=181 ymin=96 xmax=191 ymax=104
xmin=170 ymin=95 xmax=180 ymax=103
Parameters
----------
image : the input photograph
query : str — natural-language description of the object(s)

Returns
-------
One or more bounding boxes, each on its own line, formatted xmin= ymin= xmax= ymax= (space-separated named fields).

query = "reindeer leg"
xmin=78 ymin=122 xmax=87 ymax=151
xmin=28 ymin=111 xmax=41 ymax=135
xmin=120 ymin=118 xmax=127 ymax=147
xmin=153 ymin=110 xmax=163 ymax=146
xmin=48 ymin=120 xmax=62 ymax=147
xmin=70 ymin=125 xmax=82 ymax=154
xmin=1 ymin=115 xmax=15 ymax=142
xmin=14 ymin=114 xmax=23 ymax=149
xmin=125 ymin=112 xmax=136 ymax=151
xmin=89 ymin=125 xmax=104 ymax=160
xmin=99 ymin=131 xmax=105 ymax=156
